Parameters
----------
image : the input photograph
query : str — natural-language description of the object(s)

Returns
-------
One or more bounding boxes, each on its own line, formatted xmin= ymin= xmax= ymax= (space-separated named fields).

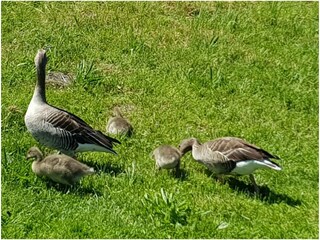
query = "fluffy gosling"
xmin=26 ymin=146 xmax=95 ymax=185
xmin=151 ymin=145 xmax=181 ymax=176
xmin=106 ymin=107 xmax=133 ymax=136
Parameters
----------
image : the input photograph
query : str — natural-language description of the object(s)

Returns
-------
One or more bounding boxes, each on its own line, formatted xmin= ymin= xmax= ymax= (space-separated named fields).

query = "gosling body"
xmin=106 ymin=107 xmax=133 ymax=136
xmin=151 ymin=145 xmax=181 ymax=172
xmin=26 ymin=146 xmax=95 ymax=185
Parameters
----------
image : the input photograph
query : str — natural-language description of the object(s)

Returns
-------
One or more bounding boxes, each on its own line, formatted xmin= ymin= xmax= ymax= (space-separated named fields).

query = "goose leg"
xmin=216 ymin=175 xmax=225 ymax=184
xmin=175 ymin=161 xmax=181 ymax=178
xmin=249 ymin=174 xmax=259 ymax=194
xmin=155 ymin=164 xmax=161 ymax=173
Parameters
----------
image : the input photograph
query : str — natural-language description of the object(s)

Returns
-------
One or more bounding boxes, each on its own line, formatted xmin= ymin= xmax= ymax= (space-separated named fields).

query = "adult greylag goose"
xmin=179 ymin=137 xmax=281 ymax=192
xmin=24 ymin=49 xmax=120 ymax=156
xmin=106 ymin=107 xmax=133 ymax=136
xmin=26 ymin=146 xmax=95 ymax=185
xmin=151 ymin=145 xmax=181 ymax=175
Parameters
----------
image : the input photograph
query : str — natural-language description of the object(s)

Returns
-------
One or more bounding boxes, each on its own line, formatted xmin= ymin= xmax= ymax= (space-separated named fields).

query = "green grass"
xmin=1 ymin=1 xmax=318 ymax=239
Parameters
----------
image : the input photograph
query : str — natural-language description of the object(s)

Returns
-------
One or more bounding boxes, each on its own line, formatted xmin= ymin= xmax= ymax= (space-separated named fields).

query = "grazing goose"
xmin=179 ymin=137 xmax=281 ymax=192
xmin=151 ymin=145 xmax=181 ymax=175
xmin=24 ymin=49 xmax=120 ymax=156
xmin=106 ymin=107 xmax=133 ymax=136
xmin=26 ymin=146 xmax=95 ymax=185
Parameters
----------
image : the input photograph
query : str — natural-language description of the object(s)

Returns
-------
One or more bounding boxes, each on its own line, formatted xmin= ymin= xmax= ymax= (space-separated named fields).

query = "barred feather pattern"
xmin=25 ymin=49 xmax=120 ymax=156
xmin=179 ymin=137 xmax=281 ymax=175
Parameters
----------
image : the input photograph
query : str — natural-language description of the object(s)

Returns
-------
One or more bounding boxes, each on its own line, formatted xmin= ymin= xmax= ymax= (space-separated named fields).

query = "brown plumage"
xmin=151 ymin=145 xmax=181 ymax=175
xmin=179 ymin=137 xmax=281 ymax=192
xmin=26 ymin=146 xmax=95 ymax=185
xmin=106 ymin=107 xmax=133 ymax=136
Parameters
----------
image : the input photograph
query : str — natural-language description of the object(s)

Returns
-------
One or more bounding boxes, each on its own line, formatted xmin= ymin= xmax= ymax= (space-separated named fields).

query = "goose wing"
xmin=206 ymin=137 xmax=245 ymax=152
xmin=200 ymin=148 xmax=236 ymax=174
xmin=223 ymin=147 xmax=281 ymax=169
xmin=46 ymin=105 xmax=120 ymax=152
xmin=223 ymin=147 xmax=268 ymax=161
xmin=239 ymin=141 xmax=280 ymax=160
xmin=207 ymin=137 xmax=279 ymax=160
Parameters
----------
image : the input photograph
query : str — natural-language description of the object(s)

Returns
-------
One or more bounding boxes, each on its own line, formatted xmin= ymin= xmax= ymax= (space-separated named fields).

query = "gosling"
xmin=151 ymin=145 xmax=181 ymax=176
xmin=26 ymin=146 xmax=95 ymax=185
xmin=106 ymin=107 xmax=133 ymax=136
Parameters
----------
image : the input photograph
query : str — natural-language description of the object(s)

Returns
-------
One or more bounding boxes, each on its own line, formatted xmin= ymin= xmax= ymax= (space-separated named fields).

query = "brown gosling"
xmin=106 ymin=107 xmax=133 ymax=136
xmin=151 ymin=145 xmax=181 ymax=176
xmin=26 ymin=146 xmax=95 ymax=185
xmin=179 ymin=137 xmax=281 ymax=193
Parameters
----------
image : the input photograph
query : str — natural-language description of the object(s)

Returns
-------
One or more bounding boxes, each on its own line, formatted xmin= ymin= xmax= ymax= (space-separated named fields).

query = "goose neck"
xmin=191 ymin=139 xmax=201 ymax=152
xmin=32 ymin=67 xmax=47 ymax=103
xmin=34 ymin=150 xmax=44 ymax=161
xmin=180 ymin=138 xmax=200 ymax=156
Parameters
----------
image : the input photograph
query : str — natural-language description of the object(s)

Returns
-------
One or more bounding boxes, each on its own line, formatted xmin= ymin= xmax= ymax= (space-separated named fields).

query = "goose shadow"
xmin=204 ymin=170 xmax=302 ymax=206
xmin=82 ymin=160 xmax=125 ymax=176
xmin=226 ymin=178 xmax=302 ymax=206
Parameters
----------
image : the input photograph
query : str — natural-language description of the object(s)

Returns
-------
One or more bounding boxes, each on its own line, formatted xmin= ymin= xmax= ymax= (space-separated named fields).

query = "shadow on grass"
xmin=204 ymin=170 xmax=302 ymax=206
xmin=172 ymin=168 xmax=189 ymax=181
xmin=156 ymin=168 xmax=189 ymax=181
xmin=226 ymin=178 xmax=302 ymax=206
xmin=46 ymin=182 xmax=103 ymax=197
xmin=84 ymin=161 xmax=125 ymax=176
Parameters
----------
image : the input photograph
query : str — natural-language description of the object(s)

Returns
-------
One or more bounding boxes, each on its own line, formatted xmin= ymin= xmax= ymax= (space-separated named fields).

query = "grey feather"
xmin=24 ymin=50 xmax=120 ymax=156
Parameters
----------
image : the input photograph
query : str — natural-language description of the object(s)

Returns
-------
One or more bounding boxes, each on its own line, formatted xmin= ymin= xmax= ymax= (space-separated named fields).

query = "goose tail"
xmin=261 ymin=159 xmax=282 ymax=171
xmin=87 ymin=167 xmax=95 ymax=175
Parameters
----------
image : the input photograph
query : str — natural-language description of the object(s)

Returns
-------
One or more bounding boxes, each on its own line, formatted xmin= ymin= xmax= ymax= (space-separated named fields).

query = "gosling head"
xmin=113 ymin=107 xmax=124 ymax=118
xmin=34 ymin=49 xmax=47 ymax=69
xmin=26 ymin=146 xmax=43 ymax=161
xmin=178 ymin=138 xmax=199 ymax=156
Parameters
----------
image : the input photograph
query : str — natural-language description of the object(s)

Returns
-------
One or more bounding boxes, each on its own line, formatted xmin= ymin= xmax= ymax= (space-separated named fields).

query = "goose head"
xmin=34 ymin=49 xmax=47 ymax=70
xmin=179 ymin=138 xmax=200 ymax=156
xmin=26 ymin=146 xmax=44 ymax=161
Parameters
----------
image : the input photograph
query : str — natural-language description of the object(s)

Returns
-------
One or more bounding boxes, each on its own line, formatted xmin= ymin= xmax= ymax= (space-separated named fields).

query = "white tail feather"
xmin=261 ymin=159 xmax=282 ymax=171
xmin=87 ymin=167 xmax=95 ymax=174
xmin=232 ymin=159 xmax=282 ymax=175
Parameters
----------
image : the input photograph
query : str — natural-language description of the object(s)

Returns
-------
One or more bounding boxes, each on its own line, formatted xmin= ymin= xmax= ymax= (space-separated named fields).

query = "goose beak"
xmin=43 ymin=45 xmax=52 ymax=51
xmin=26 ymin=153 xmax=35 ymax=160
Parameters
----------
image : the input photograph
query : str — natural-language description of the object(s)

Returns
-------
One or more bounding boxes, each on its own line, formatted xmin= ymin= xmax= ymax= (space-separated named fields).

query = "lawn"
xmin=1 ymin=1 xmax=318 ymax=239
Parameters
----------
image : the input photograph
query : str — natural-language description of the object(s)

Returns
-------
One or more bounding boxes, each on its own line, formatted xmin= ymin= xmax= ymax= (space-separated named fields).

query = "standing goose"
xmin=151 ymin=145 xmax=181 ymax=176
xmin=106 ymin=107 xmax=133 ymax=136
xmin=26 ymin=146 xmax=95 ymax=185
xmin=24 ymin=50 xmax=120 ymax=156
xmin=179 ymin=137 xmax=281 ymax=192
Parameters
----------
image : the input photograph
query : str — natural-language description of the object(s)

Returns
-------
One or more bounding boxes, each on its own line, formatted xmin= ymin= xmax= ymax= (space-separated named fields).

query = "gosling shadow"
xmin=226 ymin=178 xmax=302 ymax=206
xmin=172 ymin=168 xmax=189 ymax=181
xmin=46 ymin=181 xmax=102 ymax=197
xmin=84 ymin=161 xmax=125 ymax=176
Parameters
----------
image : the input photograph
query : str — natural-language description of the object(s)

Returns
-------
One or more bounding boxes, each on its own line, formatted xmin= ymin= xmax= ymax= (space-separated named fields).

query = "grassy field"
xmin=1 ymin=1 xmax=318 ymax=239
